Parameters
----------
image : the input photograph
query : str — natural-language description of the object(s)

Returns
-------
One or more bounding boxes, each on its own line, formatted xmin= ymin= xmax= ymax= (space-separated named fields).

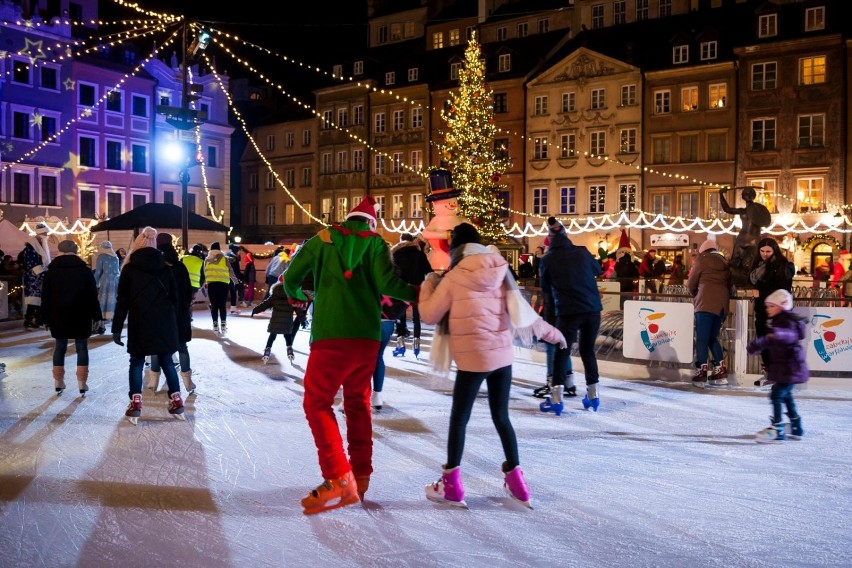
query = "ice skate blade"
xmin=425 ymin=494 xmax=468 ymax=509
xmin=503 ymin=485 xmax=533 ymax=509
xmin=171 ymin=413 xmax=186 ymax=421
xmin=582 ymin=396 xmax=600 ymax=412
xmin=301 ymin=494 xmax=360 ymax=515
xmin=127 ymin=416 xmax=138 ymax=425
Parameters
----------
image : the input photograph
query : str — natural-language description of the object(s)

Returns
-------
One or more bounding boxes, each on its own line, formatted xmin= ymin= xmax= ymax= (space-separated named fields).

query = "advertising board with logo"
xmin=622 ymin=300 xmax=694 ymax=363
xmin=794 ymin=307 xmax=852 ymax=371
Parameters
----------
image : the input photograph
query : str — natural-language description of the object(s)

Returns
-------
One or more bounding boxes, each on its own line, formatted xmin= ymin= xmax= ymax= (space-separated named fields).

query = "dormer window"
xmin=673 ymin=45 xmax=688 ymax=65
xmin=759 ymin=14 xmax=777 ymax=38
xmin=805 ymin=6 xmax=825 ymax=31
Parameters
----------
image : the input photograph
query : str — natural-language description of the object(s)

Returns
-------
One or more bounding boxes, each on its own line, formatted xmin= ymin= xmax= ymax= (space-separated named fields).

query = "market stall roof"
xmin=89 ymin=203 xmax=229 ymax=233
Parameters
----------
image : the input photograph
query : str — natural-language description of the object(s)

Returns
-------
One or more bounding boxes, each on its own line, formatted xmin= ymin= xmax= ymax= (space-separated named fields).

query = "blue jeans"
xmin=446 ymin=365 xmax=518 ymax=470
xmin=53 ymin=338 xmax=88 ymax=366
xmin=129 ymin=353 xmax=180 ymax=397
xmin=372 ymin=320 xmax=395 ymax=393
xmin=770 ymin=383 xmax=798 ymax=424
xmin=553 ymin=312 xmax=600 ymax=387
xmin=694 ymin=311 xmax=724 ymax=368
xmin=150 ymin=343 xmax=190 ymax=373
xmin=545 ymin=341 xmax=572 ymax=378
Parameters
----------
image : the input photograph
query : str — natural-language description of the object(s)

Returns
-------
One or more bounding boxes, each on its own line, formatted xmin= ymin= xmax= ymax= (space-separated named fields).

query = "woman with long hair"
xmin=749 ymin=237 xmax=795 ymax=377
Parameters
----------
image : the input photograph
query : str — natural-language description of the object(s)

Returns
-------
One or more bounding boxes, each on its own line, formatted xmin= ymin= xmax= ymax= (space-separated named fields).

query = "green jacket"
xmin=284 ymin=220 xmax=417 ymax=342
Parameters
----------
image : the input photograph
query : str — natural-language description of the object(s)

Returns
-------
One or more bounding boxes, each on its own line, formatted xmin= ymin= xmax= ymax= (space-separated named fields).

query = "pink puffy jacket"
xmin=419 ymin=251 xmax=563 ymax=372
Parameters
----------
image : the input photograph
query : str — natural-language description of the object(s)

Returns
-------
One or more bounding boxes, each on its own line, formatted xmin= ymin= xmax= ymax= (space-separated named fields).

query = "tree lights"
xmin=437 ymin=33 xmax=509 ymax=243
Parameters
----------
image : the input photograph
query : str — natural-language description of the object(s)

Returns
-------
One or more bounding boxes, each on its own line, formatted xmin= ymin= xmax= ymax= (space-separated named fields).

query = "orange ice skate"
xmin=301 ymin=471 xmax=360 ymax=515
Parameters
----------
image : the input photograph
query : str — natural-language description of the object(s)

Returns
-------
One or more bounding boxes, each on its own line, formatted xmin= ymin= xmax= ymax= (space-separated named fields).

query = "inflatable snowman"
xmin=421 ymin=167 xmax=470 ymax=271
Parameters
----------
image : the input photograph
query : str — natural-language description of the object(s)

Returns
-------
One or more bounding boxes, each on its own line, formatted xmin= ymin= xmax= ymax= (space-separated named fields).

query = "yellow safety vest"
xmin=182 ymin=255 xmax=203 ymax=288
xmin=204 ymin=256 xmax=230 ymax=283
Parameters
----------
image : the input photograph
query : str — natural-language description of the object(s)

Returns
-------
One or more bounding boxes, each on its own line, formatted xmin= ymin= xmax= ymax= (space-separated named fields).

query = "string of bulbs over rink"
xmin=378 ymin=208 xmax=852 ymax=239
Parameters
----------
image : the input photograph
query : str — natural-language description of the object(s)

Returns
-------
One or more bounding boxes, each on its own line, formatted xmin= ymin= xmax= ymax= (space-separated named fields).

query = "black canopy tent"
xmin=89 ymin=203 xmax=229 ymax=234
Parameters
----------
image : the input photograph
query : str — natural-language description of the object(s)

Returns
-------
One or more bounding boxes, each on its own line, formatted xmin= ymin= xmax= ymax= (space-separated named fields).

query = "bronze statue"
xmin=719 ymin=186 xmax=771 ymax=287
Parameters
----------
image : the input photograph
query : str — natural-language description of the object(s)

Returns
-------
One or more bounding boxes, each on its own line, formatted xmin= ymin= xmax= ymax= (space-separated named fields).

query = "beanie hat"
xmin=346 ymin=196 xmax=380 ymax=229
xmin=211 ymin=241 xmax=221 ymax=250
xmin=841 ymin=250 xmax=852 ymax=260
xmin=765 ymin=289 xmax=794 ymax=310
xmin=546 ymin=216 xmax=565 ymax=237
xmin=156 ymin=232 xmax=174 ymax=247
xmin=616 ymin=229 xmax=631 ymax=256
xmin=699 ymin=239 xmax=717 ymax=253
xmin=449 ymin=222 xmax=480 ymax=250
xmin=35 ymin=223 xmax=49 ymax=235
xmin=126 ymin=226 xmax=158 ymax=263
xmin=58 ymin=239 xmax=78 ymax=254
xmin=191 ymin=244 xmax=205 ymax=255
xmin=100 ymin=241 xmax=113 ymax=250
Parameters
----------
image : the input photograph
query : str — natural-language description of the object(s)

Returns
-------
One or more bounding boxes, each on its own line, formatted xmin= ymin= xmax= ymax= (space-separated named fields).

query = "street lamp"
xmin=164 ymin=139 xmax=198 ymax=248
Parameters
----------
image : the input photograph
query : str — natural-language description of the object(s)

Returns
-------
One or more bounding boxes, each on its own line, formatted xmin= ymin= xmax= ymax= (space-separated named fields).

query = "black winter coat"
xmin=112 ymin=248 xmax=180 ymax=356
xmin=42 ymin=255 xmax=102 ymax=339
xmin=391 ymin=241 xmax=431 ymax=285
xmin=752 ymin=256 xmax=794 ymax=300
xmin=252 ymin=282 xmax=295 ymax=334
xmin=540 ymin=232 xmax=603 ymax=316
xmin=168 ymin=260 xmax=193 ymax=344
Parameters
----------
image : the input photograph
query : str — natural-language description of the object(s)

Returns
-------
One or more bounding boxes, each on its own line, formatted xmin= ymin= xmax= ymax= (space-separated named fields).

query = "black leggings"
xmin=265 ymin=331 xmax=296 ymax=349
xmin=207 ymin=282 xmax=229 ymax=324
xmin=446 ymin=365 xmax=518 ymax=470
xmin=53 ymin=338 xmax=89 ymax=366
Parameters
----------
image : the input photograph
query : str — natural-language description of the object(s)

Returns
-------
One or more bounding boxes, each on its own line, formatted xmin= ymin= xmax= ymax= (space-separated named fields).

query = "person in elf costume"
xmin=284 ymin=196 xmax=419 ymax=515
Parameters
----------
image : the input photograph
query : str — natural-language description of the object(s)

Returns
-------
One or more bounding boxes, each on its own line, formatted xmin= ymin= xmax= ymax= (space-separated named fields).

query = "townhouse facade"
xmin=235 ymin=0 xmax=852 ymax=272
xmin=0 ymin=0 xmax=232 ymax=242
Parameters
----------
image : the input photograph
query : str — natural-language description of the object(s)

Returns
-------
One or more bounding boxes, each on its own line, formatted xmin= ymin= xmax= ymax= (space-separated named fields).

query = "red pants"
xmin=303 ymin=338 xmax=380 ymax=480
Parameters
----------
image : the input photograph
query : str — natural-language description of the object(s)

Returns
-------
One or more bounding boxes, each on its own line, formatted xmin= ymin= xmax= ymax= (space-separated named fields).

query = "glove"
xmin=251 ymin=306 xmax=261 ymax=316
xmin=288 ymin=298 xmax=309 ymax=310
xmin=112 ymin=333 xmax=124 ymax=346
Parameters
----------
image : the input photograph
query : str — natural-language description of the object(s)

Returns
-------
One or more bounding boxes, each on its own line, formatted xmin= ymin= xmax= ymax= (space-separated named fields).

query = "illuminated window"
xmin=681 ymin=86 xmax=698 ymax=111
xmin=797 ymin=177 xmax=822 ymax=213
xmin=449 ymin=29 xmax=460 ymax=46
xmin=751 ymin=179 xmax=778 ymax=213
xmin=709 ymin=83 xmax=727 ymax=109
xmin=800 ymin=56 xmax=826 ymax=85
xmin=432 ymin=32 xmax=444 ymax=49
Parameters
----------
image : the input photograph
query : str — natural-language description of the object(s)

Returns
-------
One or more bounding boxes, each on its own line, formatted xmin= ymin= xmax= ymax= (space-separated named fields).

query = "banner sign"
xmin=622 ymin=300 xmax=694 ymax=363
xmin=793 ymin=307 xmax=852 ymax=371
xmin=598 ymin=281 xmax=621 ymax=313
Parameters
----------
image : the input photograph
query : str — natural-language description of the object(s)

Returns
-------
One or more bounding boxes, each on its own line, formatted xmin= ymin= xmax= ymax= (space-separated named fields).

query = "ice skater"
xmin=41 ymin=239 xmax=102 ymax=396
xmin=747 ymin=289 xmax=808 ymax=442
xmin=283 ymin=197 xmax=418 ymax=514
xmin=419 ymin=223 xmax=565 ymax=509
xmin=112 ymin=227 xmax=186 ymax=424
xmin=251 ymin=275 xmax=296 ymax=364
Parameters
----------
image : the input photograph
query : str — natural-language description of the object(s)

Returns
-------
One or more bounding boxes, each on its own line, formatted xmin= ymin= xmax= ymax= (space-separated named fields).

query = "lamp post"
xmin=155 ymin=22 xmax=209 ymax=250
xmin=180 ymin=164 xmax=191 ymax=249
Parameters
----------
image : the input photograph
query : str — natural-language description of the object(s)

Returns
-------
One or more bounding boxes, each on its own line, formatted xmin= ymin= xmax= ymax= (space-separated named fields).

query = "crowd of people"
xmin=0 ymin=210 xmax=818 ymax=513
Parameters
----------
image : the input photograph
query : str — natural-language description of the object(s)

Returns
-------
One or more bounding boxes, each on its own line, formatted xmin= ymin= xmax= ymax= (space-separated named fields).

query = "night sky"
xmin=103 ymin=1 xmax=368 ymax=75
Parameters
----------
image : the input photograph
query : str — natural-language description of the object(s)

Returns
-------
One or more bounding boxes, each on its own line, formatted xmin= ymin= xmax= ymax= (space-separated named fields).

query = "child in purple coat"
xmin=746 ymin=289 xmax=808 ymax=442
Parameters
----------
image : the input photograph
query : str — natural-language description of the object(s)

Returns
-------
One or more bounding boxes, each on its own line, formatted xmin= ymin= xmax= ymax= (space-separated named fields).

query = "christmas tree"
xmin=438 ymin=32 xmax=509 ymax=242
